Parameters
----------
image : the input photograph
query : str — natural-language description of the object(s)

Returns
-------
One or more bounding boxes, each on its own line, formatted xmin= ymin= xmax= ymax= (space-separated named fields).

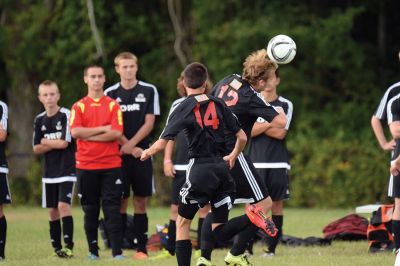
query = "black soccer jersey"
xmin=168 ymin=97 xmax=190 ymax=168
xmin=161 ymin=94 xmax=241 ymax=159
xmin=33 ymin=107 xmax=76 ymax=183
xmin=211 ymin=74 xmax=279 ymax=151
xmin=105 ymin=81 xmax=160 ymax=149
xmin=374 ymin=81 xmax=400 ymax=124
xmin=0 ymin=101 xmax=8 ymax=173
xmin=247 ymin=96 xmax=293 ymax=168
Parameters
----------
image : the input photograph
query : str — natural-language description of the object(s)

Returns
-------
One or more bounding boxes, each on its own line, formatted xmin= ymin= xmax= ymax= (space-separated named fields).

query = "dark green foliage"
xmin=1 ymin=0 xmax=399 ymax=207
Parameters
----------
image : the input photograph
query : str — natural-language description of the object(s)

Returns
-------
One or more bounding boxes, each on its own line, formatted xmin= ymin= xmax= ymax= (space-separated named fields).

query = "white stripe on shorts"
xmin=238 ymin=153 xmax=264 ymax=201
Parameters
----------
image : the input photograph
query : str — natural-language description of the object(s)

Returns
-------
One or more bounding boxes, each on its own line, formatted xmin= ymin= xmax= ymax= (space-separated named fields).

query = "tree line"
xmin=0 ymin=0 xmax=399 ymax=207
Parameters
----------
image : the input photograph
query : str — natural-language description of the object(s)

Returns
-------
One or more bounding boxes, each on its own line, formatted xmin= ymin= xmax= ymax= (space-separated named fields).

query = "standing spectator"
xmin=387 ymin=94 xmax=400 ymax=266
xmin=70 ymin=65 xmax=124 ymax=260
xmin=105 ymin=52 xmax=160 ymax=259
xmin=141 ymin=62 xmax=255 ymax=266
xmin=0 ymin=101 xmax=9 ymax=260
xmin=248 ymin=68 xmax=293 ymax=256
xmin=33 ymin=80 xmax=76 ymax=258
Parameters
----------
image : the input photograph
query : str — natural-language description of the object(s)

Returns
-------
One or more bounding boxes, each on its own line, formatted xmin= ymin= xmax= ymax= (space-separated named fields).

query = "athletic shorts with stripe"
xmin=121 ymin=155 xmax=154 ymax=198
xmin=230 ymin=153 xmax=269 ymax=204
xmin=0 ymin=173 xmax=11 ymax=204
xmin=171 ymin=170 xmax=186 ymax=205
xmin=42 ymin=181 xmax=75 ymax=208
xmin=178 ymin=157 xmax=235 ymax=224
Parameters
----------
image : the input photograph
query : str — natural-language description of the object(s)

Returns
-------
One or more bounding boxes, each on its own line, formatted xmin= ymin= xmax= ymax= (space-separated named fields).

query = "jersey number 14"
xmin=194 ymin=102 xmax=220 ymax=129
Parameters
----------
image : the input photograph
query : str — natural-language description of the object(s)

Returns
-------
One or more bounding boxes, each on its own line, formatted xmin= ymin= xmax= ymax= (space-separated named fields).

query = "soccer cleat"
xmin=224 ymin=251 xmax=253 ymax=266
xmin=87 ymin=253 xmax=100 ymax=260
xmin=52 ymin=249 xmax=68 ymax=258
xmin=149 ymin=249 xmax=174 ymax=260
xmin=245 ymin=204 xmax=277 ymax=237
xmin=61 ymin=248 xmax=73 ymax=258
xmin=261 ymin=251 xmax=275 ymax=258
xmin=133 ymin=251 xmax=148 ymax=260
xmin=196 ymin=256 xmax=215 ymax=266
xmin=113 ymin=254 xmax=125 ymax=260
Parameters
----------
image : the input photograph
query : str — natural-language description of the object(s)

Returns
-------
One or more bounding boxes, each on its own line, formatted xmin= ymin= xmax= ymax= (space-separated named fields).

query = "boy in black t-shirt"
xmin=105 ymin=52 xmax=160 ymax=259
xmin=33 ymin=80 xmax=76 ymax=258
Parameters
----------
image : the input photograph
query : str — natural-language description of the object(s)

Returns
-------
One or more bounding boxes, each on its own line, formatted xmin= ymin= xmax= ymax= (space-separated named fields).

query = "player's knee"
xmin=133 ymin=196 xmax=147 ymax=213
xmin=48 ymin=208 xmax=60 ymax=220
xmin=271 ymin=200 xmax=283 ymax=214
xmin=102 ymin=205 xmax=122 ymax=233
xmin=58 ymin=202 xmax=72 ymax=216
xmin=170 ymin=204 xmax=179 ymax=220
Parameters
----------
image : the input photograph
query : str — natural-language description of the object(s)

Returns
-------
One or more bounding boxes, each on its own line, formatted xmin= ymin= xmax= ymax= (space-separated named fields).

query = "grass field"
xmin=2 ymin=206 xmax=394 ymax=265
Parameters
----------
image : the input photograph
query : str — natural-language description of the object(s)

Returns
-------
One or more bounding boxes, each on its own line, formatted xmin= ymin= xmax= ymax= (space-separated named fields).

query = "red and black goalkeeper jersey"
xmin=105 ymin=81 xmax=160 ymax=149
xmin=161 ymin=94 xmax=240 ymax=159
xmin=212 ymin=74 xmax=279 ymax=152
xmin=70 ymin=96 xmax=123 ymax=170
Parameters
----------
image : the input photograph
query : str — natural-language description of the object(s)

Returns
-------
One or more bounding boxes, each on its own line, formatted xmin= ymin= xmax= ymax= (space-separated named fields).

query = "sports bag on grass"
xmin=322 ymin=214 xmax=368 ymax=240
xmin=367 ymin=204 xmax=394 ymax=252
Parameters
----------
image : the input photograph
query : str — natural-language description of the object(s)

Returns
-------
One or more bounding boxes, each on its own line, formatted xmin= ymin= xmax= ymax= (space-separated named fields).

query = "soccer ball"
xmin=266 ymin=34 xmax=297 ymax=64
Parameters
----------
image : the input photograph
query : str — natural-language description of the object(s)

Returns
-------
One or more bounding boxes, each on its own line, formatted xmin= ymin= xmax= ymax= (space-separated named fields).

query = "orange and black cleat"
xmin=245 ymin=204 xmax=277 ymax=237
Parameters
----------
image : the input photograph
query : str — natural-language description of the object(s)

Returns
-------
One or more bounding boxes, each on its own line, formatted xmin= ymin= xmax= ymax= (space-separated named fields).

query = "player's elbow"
xmin=70 ymin=129 xmax=79 ymax=139
xmin=277 ymin=129 xmax=288 ymax=140
xmin=33 ymin=146 xmax=43 ymax=155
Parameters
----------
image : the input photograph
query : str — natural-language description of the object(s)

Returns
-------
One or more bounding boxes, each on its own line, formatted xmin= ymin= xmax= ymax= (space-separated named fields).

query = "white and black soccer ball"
xmin=266 ymin=34 xmax=297 ymax=64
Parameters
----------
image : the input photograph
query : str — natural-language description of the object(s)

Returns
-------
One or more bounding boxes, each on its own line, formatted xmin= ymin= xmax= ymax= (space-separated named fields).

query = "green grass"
xmin=2 ymin=206 xmax=394 ymax=265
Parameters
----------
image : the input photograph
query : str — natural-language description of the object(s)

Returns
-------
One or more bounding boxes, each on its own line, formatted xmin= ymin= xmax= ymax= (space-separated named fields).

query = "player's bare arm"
xmin=70 ymin=125 xmax=111 ymax=139
xmin=223 ymin=129 xmax=247 ymax=169
xmin=251 ymin=122 xmax=271 ymax=137
xmin=263 ymin=127 xmax=287 ymax=140
xmin=85 ymin=129 xmax=122 ymax=142
xmin=163 ymin=140 xmax=176 ymax=177
xmin=140 ymin=138 xmax=168 ymax=161
xmin=372 ymin=116 xmax=395 ymax=151
xmin=120 ymin=114 xmax=155 ymax=155
xmin=33 ymin=144 xmax=52 ymax=155
xmin=269 ymin=109 xmax=287 ymax=129
xmin=40 ymin=138 xmax=68 ymax=149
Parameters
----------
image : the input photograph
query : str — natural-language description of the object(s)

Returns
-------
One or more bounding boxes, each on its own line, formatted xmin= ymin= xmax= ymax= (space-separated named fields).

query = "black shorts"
xmin=121 ymin=155 xmax=154 ymax=198
xmin=42 ymin=181 xmax=75 ymax=208
xmin=230 ymin=153 xmax=269 ymax=204
xmin=171 ymin=170 xmax=186 ymax=205
xmin=0 ymin=173 xmax=11 ymax=204
xmin=388 ymin=173 xmax=400 ymax=198
xmin=178 ymin=157 xmax=235 ymax=222
xmin=255 ymin=168 xmax=290 ymax=201
xmin=77 ymin=168 xmax=123 ymax=206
